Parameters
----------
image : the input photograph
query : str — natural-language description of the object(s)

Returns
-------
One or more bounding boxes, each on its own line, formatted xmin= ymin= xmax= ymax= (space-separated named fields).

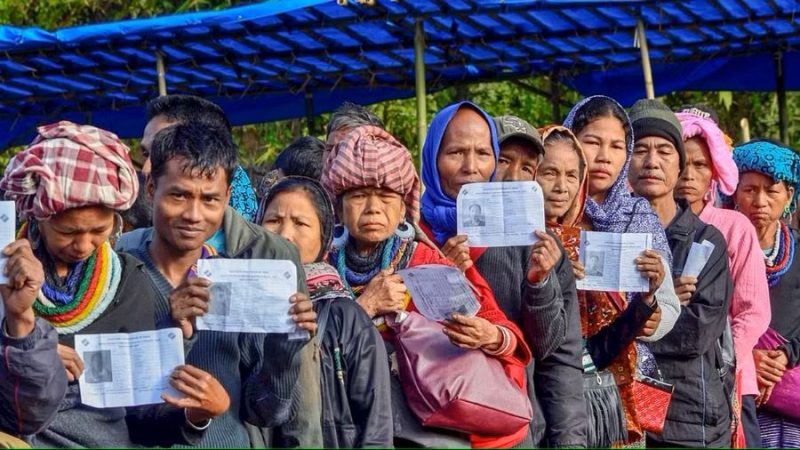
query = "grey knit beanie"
xmin=629 ymin=98 xmax=685 ymax=171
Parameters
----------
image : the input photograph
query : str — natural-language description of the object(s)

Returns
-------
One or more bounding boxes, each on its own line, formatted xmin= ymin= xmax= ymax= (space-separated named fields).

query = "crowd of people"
xmin=0 ymin=92 xmax=798 ymax=449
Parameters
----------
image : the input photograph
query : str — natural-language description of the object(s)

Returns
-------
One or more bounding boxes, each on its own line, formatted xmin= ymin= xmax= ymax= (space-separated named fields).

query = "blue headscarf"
xmin=732 ymin=139 xmax=800 ymax=212
xmin=564 ymin=95 xmax=672 ymax=265
xmin=420 ymin=101 xmax=500 ymax=245
xmin=229 ymin=165 xmax=258 ymax=222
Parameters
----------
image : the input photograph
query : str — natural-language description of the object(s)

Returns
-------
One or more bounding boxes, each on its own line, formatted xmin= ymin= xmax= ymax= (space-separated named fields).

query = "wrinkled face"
xmin=437 ymin=108 xmax=495 ymax=199
xmin=140 ymin=115 xmax=177 ymax=177
xmin=575 ymin=116 xmax=628 ymax=202
xmin=629 ymin=136 xmax=681 ymax=200
xmin=262 ymin=190 xmax=323 ymax=265
xmin=340 ymin=187 xmax=405 ymax=251
xmin=676 ymin=137 xmax=714 ymax=208
xmin=537 ymin=140 xmax=582 ymax=221
xmin=149 ymin=157 xmax=231 ymax=253
xmin=39 ymin=206 xmax=117 ymax=269
xmin=496 ymin=140 xmax=540 ymax=182
xmin=735 ymin=171 xmax=794 ymax=231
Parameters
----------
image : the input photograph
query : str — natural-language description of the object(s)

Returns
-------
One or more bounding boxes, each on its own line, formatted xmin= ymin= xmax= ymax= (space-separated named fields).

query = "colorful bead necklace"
xmin=19 ymin=222 xmax=122 ymax=335
xmin=763 ymin=221 xmax=795 ymax=288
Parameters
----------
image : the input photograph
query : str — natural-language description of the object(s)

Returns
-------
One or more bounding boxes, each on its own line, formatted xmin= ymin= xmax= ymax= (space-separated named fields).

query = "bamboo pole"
xmin=155 ymin=51 xmax=167 ymax=96
xmin=636 ymin=20 xmax=655 ymax=99
xmin=414 ymin=19 xmax=427 ymax=167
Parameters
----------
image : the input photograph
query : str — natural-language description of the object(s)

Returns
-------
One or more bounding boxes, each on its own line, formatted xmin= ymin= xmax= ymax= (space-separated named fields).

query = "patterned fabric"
xmin=758 ymin=410 xmax=800 ymax=448
xmin=0 ymin=121 xmax=138 ymax=221
xmin=676 ymin=111 xmax=738 ymax=197
xmin=321 ymin=125 xmax=421 ymax=224
xmin=420 ymin=101 xmax=500 ymax=246
xmin=229 ymin=165 xmax=258 ymax=222
xmin=732 ymin=139 xmax=800 ymax=212
xmin=563 ymin=96 xmax=672 ymax=268
xmin=304 ymin=261 xmax=352 ymax=303
xmin=764 ymin=222 xmax=795 ymax=287
xmin=32 ymin=240 xmax=122 ymax=335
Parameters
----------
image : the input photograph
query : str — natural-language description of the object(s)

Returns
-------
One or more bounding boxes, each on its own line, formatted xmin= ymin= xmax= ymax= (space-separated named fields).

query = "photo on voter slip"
xmin=456 ymin=181 xmax=545 ymax=248
xmin=195 ymin=258 xmax=300 ymax=334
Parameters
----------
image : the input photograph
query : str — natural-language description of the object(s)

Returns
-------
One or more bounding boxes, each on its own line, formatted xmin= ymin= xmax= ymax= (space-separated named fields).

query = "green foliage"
xmin=1 ymin=0 xmax=798 ymax=175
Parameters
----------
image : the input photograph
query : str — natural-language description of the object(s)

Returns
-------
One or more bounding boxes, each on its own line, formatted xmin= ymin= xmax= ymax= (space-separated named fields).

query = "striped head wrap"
xmin=0 ymin=121 xmax=138 ymax=221
xmin=321 ymin=125 xmax=420 ymax=223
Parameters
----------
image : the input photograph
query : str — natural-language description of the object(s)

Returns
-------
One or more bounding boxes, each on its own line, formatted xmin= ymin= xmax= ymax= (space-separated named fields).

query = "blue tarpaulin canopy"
xmin=0 ymin=0 xmax=797 ymax=149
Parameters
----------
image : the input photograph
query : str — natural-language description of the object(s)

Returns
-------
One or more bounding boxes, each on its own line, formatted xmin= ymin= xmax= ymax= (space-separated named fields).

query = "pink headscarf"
xmin=676 ymin=111 xmax=738 ymax=197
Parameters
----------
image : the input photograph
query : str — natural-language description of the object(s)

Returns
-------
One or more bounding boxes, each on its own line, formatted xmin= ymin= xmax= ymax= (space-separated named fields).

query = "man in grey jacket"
xmin=117 ymin=122 xmax=321 ymax=448
xmin=0 ymin=239 xmax=66 ymax=440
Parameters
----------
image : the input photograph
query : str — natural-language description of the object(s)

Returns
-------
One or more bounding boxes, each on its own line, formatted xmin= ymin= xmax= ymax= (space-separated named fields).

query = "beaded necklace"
xmin=19 ymin=221 xmax=123 ymax=335
xmin=763 ymin=221 xmax=795 ymax=288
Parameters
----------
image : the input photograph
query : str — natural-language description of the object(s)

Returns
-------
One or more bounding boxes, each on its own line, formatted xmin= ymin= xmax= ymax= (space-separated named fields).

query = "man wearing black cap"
xmin=493 ymin=114 xmax=587 ymax=448
xmin=494 ymin=115 xmax=545 ymax=182
xmin=628 ymin=99 xmax=733 ymax=447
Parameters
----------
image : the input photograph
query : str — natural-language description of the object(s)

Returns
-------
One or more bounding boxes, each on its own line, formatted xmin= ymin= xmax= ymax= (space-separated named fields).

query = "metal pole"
xmin=414 ymin=19 xmax=427 ymax=166
xmin=305 ymin=91 xmax=316 ymax=135
xmin=636 ymin=19 xmax=655 ymax=99
xmin=775 ymin=51 xmax=788 ymax=143
xmin=155 ymin=51 xmax=167 ymax=96
xmin=550 ymin=71 xmax=561 ymax=123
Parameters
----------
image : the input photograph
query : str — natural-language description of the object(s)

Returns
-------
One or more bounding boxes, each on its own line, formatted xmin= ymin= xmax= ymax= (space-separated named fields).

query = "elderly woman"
xmin=257 ymin=176 xmax=392 ymax=448
xmin=675 ymin=108 xmax=771 ymax=447
xmin=0 ymin=121 xmax=229 ymax=447
xmin=731 ymin=140 xmax=800 ymax=448
xmin=420 ymin=104 xmax=585 ymax=448
xmin=321 ymin=125 xmax=531 ymax=449
xmin=563 ymin=96 xmax=680 ymax=446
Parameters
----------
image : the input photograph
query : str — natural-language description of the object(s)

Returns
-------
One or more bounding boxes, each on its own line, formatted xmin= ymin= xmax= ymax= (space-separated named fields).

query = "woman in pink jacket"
xmin=675 ymin=106 xmax=771 ymax=447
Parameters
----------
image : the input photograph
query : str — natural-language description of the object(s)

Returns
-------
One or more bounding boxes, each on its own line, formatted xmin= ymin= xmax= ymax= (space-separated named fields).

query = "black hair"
xmin=273 ymin=136 xmax=326 ymax=180
xmin=260 ymin=176 xmax=334 ymax=262
xmin=150 ymin=122 xmax=238 ymax=186
xmin=569 ymin=97 xmax=633 ymax=149
xmin=120 ymin=171 xmax=153 ymax=230
xmin=326 ymin=102 xmax=384 ymax=138
xmin=146 ymin=95 xmax=232 ymax=131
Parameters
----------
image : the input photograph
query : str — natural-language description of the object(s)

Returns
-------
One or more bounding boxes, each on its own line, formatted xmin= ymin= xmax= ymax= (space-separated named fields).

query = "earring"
xmin=783 ymin=204 xmax=791 ymax=218
xmin=28 ymin=219 xmax=41 ymax=250
xmin=111 ymin=213 xmax=124 ymax=242
xmin=332 ymin=224 xmax=349 ymax=250
xmin=395 ymin=220 xmax=415 ymax=240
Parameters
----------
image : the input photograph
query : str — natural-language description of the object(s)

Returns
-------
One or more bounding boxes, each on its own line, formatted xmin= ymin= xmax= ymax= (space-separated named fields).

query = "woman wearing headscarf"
xmin=257 ymin=176 xmax=392 ymax=448
xmin=563 ymin=96 xmax=680 ymax=445
xmin=419 ymin=104 xmax=585 ymax=448
xmin=321 ymin=124 xmax=531 ymax=448
xmin=730 ymin=140 xmax=800 ymax=448
xmin=0 ymin=121 xmax=229 ymax=447
xmin=675 ymin=108 xmax=771 ymax=447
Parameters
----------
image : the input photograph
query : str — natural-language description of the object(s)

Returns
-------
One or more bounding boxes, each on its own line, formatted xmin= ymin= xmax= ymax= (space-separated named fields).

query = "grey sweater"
xmin=474 ymin=243 xmax=587 ymax=448
xmin=0 ymin=318 xmax=66 ymax=437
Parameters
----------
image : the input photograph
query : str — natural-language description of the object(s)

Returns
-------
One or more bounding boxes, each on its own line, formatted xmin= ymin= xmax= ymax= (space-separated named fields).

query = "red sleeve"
xmin=407 ymin=242 xmax=532 ymax=370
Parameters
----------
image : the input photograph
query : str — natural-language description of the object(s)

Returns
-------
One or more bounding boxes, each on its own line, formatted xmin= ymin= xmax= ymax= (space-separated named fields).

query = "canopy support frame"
xmin=775 ymin=50 xmax=788 ymax=143
xmin=636 ymin=19 xmax=655 ymax=99
xmin=155 ymin=51 xmax=167 ymax=96
xmin=414 ymin=18 xmax=427 ymax=167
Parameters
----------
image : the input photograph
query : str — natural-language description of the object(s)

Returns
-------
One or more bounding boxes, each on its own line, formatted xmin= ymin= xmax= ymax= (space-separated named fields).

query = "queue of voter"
xmin=0 ymin=93 xmax=798 ymax=449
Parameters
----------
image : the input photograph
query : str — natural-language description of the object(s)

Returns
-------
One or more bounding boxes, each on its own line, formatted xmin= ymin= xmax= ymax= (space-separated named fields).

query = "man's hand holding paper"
xmin=194 ymin=259 xmax=305 ymax=335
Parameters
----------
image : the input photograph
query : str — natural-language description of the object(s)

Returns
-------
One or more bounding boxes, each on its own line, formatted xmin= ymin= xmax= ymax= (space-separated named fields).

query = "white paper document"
xmin=398 ymin=264 xmax=480 ymax=321
xmin=75 ymin=328 xmax=184 ymax=408
xmin=457 ymin=181 xmax=546 ymax=247
xmin=576 ymin=231 xmax=653 ymax=292
xmin=0 ymin=201 xmax=16 ymax=285
xmin=682 ymin=240 xmax=715 ymax=278
xmin=196 ymin=259 xmax=300 ymax=334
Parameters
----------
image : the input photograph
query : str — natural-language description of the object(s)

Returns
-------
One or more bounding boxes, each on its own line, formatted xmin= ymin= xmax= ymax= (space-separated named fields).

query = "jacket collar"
xmin=220 ymin=206 xmax=261 ymax=258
